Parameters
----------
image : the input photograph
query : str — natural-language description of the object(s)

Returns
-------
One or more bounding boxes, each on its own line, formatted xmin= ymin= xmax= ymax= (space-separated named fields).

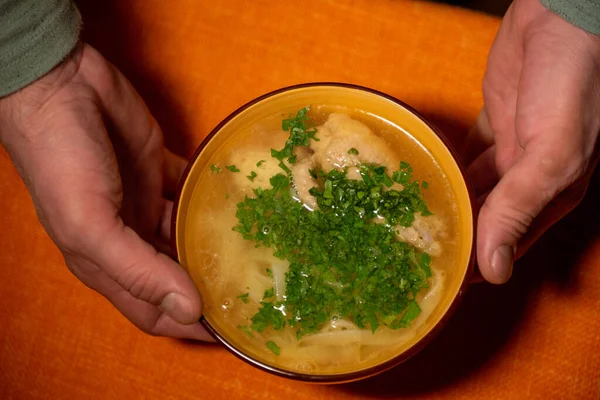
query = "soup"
xmin=183 ymin=105 xmax=460 ymax=375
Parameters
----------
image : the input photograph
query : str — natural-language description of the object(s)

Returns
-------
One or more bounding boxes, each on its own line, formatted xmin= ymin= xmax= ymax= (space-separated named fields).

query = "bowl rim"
xmin=170 ymin=82 xmax=476 ymax=384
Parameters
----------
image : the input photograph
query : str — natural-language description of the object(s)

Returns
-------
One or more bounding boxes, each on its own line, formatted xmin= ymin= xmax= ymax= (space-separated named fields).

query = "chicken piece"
xmin=311 ymin=113 xmax=400 ymax=176
xmin=395 ymin=214 xmax=447 ymax=256
xmin=291 ymin=157 xmax=318 ymax=210
xmin=291 ymin=113 xmax=404 ymax=208
xmin=310 ymin=124 xmax=362 ymax=181
xmin=285 ymin=113 xmax=446 ymax=257
xmin=229 ymin=148 xmax=283 ymax=192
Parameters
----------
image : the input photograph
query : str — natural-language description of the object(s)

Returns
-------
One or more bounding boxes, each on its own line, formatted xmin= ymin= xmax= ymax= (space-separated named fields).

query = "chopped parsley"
xmin=278 ymin=161 xmax=291 ymax=174
xmin=234 ymin=108 xmax=434 ymax=346
xmin=263 ymin=288 xmax=275 ymax=299
xmin=250 ymin=301 xmax=286 ymax=332
xmin=247 ymin=171 xmax=258 ymax=182
xmin=392 ymin=162 xmax=413 ymax=185
xmin=270 ymin=106 xmax=318 ymax=163
xmin=348 ymin=147 xmax=359 ymax=155
xmin=236 ymin=293 xmax=249 ymax=304
xmin=256 ymin=160 xmax=266 ymax=167
xmin=238 ymin=325 xmax=254 ymax=339
xmin=266 ymin=341 xmax=280 ymax=355
xmin=210 ymin=164 xmax=222 ymax=174
xmin=234 ymin=168 xmax=432 ymax=339
xmin=226 ymin=165 xmax=240 ymax=172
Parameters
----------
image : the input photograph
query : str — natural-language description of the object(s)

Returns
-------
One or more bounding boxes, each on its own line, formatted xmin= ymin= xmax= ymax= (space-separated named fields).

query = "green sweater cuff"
xmin=541 ymin=0 xmax=600 ymax=36
xmin=0 ymin=0 xmax=81 ymax=97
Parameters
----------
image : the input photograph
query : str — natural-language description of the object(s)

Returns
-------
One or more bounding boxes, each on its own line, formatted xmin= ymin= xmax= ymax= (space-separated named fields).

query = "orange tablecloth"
xmin=1 ymin=1 xmax=599 ymax=398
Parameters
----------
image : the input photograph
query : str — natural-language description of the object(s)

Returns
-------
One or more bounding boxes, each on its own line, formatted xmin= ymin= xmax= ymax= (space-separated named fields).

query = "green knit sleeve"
xmin=0 ymin=0 xmax=81 ymax=97
xmin=541 ymin=0 xmax=600 ymax=36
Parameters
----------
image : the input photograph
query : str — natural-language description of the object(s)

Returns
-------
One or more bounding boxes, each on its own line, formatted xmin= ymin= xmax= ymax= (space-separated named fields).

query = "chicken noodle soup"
xmin=185 ymin=106 xmax=459 ymax=374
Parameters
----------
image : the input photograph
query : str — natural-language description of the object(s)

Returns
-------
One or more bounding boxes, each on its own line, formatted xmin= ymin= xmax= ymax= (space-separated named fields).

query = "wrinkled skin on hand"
xmin=0 ymin=43 xmax=212 ymax=340
xmin=464 ymin=0 xmax=600 ymax=284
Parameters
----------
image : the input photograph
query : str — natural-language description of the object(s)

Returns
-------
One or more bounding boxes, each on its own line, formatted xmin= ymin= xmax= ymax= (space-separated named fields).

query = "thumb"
xmin=90 ymin=220 xmax=203 ymax=325
xmin=476 ymin=142 xmax=581 ymax=284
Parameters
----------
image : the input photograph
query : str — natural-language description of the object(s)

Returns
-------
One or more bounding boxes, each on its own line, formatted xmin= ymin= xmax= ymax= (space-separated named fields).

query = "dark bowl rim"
xmin=170 ymin=81 xmax=476 ymax=384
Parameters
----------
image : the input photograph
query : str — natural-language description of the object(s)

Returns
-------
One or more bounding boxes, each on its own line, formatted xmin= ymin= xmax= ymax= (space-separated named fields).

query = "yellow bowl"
xmin=172 ymin=83 xmax=475 ymax=383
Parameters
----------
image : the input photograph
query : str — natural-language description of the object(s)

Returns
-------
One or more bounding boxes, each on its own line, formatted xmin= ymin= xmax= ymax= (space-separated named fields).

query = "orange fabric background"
xmin=1 ymin=0 xmax=599 ymax=398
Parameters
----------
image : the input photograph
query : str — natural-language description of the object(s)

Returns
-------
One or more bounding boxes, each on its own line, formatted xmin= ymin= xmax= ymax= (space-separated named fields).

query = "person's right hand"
xmin=0 ymin=43 xmax=212 ymax=340
xmin=463 ymin=0 xmax=600 ymax=284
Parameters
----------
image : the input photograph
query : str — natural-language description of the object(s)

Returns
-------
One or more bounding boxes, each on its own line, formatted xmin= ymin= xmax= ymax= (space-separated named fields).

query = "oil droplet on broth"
xmin=221 ymin=299 xmax=232 ymax=311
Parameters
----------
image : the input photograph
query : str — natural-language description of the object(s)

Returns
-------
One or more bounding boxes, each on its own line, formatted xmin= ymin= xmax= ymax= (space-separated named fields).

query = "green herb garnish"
xmin=226 ymin=165 xmax=240 ymax=172
xmin=256 ymin=160 xmax=266 ymax=167
xmin=250 ymin=301 xmax=286 ymax=332
xmin=247 ymin=171 xmax=258 ymax=182
xmin=392 ymin=161 xmax=412 ymax=185
xmin=348 ymin=147 xmax=359 ymax=155
xmin=234 ymin=167 xmax=431 ymax=339
xmin=278 ymin=161 xmax=291 ymax=174
xmin=210 ymin=164 xmax=222 ymax=174
xmin=266 ymin=341 xmax=280 ymax=355
xmin=270 ymin=106 xmax=318 ymax=163
xmin=233 ymin=109 xmax=434 ymax=345
xmin=236 ymin=293 xmax=249 ymax=304
xmin=238 ymin=325 xmax=254 ymax=339
xmin=398 ymin=300 xmax=421 ymax=328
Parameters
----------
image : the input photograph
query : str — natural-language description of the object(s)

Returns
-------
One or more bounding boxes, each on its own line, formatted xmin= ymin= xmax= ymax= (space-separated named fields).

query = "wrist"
xmin=540 ymin=0 xmax=600 ymax=37
xmin=0 ymin=0 xmax=82 ymax=98
xmin=0 ymin=43 xmax=84 ymax=145
xmin=511 ymin=0 xmax=600 ymax=56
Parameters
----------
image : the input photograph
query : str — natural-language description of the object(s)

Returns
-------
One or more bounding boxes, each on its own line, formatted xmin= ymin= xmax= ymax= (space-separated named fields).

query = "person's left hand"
xmin=0 ymin=43 xmax=211 ymax=340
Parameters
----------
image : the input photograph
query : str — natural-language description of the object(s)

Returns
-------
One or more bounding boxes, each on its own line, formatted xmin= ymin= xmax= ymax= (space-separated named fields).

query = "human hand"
xmin=464 ymin=0 xmax=600 ymax=284
xmin=0 ymin=43 xmax=211 ymax=340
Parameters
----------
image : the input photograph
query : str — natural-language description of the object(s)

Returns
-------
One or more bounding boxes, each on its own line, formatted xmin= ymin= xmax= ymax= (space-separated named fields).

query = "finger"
xmin=155 ymin=200 xmax=177 ymax=259
xmin=476 ymin=143 xmax=583 ymax=284
xmin=476 ymin=189 xmax=492 ymax=208
xmin=159 ymin=200 xmax=174 ymax=244
xmin=164 ymin=149 xmax=188 ymax=192
xmin=107 ymin=285 xmax=213 ymax=340
xmin=67 ymin=256 xmax=213 ymax=340
xmin=461 ymin=109 xmax=495 ymax=166
xmin=84 ymin=220 xmax=203 ymax=325
xmin=467 ymin=145 xmax=499 ymax=196
xmin=78 ymin=45 xmax=165 ymax=238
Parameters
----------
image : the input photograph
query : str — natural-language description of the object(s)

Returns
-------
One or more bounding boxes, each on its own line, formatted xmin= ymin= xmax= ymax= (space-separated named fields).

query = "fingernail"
xmin=491 ymin=245 xmax=515 ymax=283
xmin=159 ymin=292 xmax=195 ymax=324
